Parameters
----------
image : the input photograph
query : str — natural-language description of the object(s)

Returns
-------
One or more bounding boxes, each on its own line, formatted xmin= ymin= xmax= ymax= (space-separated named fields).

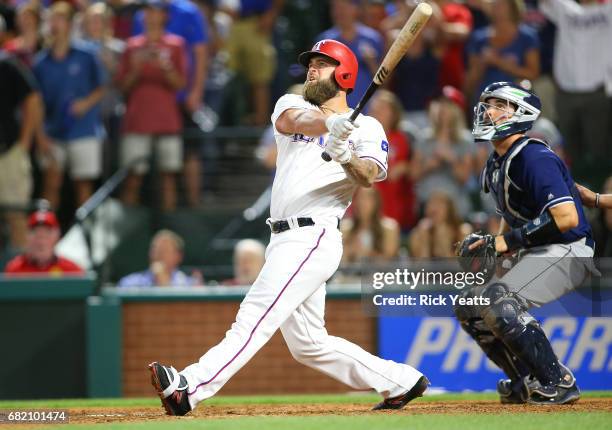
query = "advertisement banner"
xmin=379 ymin=315 xmax=612 ymax=391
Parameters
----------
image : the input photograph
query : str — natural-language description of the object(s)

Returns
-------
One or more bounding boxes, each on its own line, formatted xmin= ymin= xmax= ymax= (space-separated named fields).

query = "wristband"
xmin=337 ymin=149 xmax=352 ymax=164
xmin=503 ymin=228 xmax=524 ymax=251
xmin=595 ymin=193 xmax=600 ymax=208
xmin=502 ymin=210 xmax=562 ymax=251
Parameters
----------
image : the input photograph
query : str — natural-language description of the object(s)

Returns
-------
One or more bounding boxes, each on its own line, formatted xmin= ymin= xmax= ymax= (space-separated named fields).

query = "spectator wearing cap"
xmin=117 ymin=0 xmax=187 ymax=211
xmin=433 ymin=0 xmax=474 ymax=90
xmin=0 ymin=50 xmax=42 ymax=250
xmin=4 ymin=210 xmax=84 ymax=275
xmin=117 ymin=229 xmax=197 ymax=287
xmin=33 ymin=1 xmax=106 ymax=209
xmin=223 ymin=239 xmax=266 ymax=286
xmin=317 ymin=0 xmax=384 ymax=109
xmin=132 ymin=0 xmax=210 ymax=208
xmin=464 ymin=0 xmax=540 ymax=104
xmin=412 ymin=86 xmax=475 ymax=218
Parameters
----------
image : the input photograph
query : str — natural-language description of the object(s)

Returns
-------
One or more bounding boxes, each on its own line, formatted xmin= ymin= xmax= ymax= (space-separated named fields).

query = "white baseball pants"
xmin=180 ymin=223 xmax=423 ymax=409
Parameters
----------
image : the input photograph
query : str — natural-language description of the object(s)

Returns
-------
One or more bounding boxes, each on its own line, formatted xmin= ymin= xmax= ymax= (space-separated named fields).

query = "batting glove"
xmin=325 ymin=113 xmax=359 ymax=140
xmin=325 ymin=134 xmax=352 ymax=164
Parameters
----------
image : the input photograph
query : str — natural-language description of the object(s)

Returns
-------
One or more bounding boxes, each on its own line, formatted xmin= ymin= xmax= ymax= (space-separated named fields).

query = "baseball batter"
xmin=455 ymin=82 xmax=597 ymax=405
xmin=148 ymin=39 xmax=428 ymax=416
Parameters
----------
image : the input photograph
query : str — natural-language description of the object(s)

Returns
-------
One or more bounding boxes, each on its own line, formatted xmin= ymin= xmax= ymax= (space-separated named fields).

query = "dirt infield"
xmin=49 ymin=398 xmax=612 ymax=425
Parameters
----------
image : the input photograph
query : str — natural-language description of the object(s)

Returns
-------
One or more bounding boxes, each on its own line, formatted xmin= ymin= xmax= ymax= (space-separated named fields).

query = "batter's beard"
xmin=303 ymin=77 xmax=340 ymax=106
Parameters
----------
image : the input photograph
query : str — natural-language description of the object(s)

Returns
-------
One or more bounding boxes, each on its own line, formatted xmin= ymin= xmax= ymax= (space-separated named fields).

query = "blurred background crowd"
xmin=0 ymin=0 xmax=611 ymax=286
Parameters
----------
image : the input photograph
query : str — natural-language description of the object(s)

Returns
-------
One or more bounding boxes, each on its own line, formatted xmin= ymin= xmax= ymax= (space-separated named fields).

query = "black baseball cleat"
xmin=149 ymin=362 xmax=192 ymax=416
xmin=524 ymin=366 xmax=581 ymax=405
xmin=558 ymin=363 xmax=577 ymax=389
xmin=527 ymin=383 xmax=581 ymax=405
xmin=372 ymin=376 xmax=430 ymax=410
xmin=497 ymin=378 xmax=527 ymax=404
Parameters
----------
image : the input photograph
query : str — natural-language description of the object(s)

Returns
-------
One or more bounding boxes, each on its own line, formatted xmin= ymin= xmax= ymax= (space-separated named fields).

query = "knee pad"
xmin=480 ymin=283 xmax=524 ymax=338
xmin=482 ymin=282 xmax=509 ymax=303
xmin=454 ymin=302 xmax=477 ymax=323
xmin=460 ymin=317 xmax=497 ymax=345
xmin=453 ymin=288 xmax=480 ymax=322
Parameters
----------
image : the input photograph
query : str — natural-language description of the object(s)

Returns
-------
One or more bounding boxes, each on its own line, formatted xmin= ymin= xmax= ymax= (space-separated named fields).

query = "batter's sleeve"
xmin=270 ymin=94 xmax=316 ymax=135
xmin=353 ymin=117 xmax=388 ymax=182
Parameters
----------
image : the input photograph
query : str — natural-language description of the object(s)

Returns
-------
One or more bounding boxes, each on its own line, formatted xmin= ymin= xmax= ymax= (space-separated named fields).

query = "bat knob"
xmin=321 ymin=152 xmax=332 ymax=162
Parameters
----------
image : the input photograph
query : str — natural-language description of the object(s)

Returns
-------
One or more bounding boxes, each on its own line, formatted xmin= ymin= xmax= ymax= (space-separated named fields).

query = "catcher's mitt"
xmin=456 ymin=233 xmax=497 ymax=283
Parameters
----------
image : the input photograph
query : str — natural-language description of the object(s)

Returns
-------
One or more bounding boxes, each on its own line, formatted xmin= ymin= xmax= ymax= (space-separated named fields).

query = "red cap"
xmin=28 ymin=210 xmax=59 ymax=229
xmin=441 ymin=85 xmax=466 ymax=110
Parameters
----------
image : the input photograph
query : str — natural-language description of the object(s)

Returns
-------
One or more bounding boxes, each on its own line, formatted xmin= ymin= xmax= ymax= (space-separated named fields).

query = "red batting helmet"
xmin=298 ymin=39 xmax=358 ymax=93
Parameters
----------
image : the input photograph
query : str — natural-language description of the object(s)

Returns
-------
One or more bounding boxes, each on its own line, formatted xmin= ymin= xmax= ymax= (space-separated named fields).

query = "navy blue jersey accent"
xmin=482 ymin=136 xmax=593 ymax=246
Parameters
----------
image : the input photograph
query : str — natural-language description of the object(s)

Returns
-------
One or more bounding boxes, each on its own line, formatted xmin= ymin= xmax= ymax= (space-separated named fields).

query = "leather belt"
xmin=268 ymin=217 xmax=340 ymax=234
xmin=269 ymin=217 xmax=314 ymax=234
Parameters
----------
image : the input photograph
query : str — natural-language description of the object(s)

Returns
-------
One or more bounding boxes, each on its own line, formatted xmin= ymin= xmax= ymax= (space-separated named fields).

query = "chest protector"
xmin=482 ymin=138 xmax=549 ymax=228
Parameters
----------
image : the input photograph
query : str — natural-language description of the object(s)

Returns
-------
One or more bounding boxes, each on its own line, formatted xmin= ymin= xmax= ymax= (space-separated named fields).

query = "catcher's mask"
xmin=473 ymin=82 xmax=541 ymax=142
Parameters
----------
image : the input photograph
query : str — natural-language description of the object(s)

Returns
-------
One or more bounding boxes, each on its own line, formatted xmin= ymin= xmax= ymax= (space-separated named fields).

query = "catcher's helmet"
xmin=473 ymin=82 xmax=541 ymax=142
xmin=298 ymin=39 xmax=358 ymax=93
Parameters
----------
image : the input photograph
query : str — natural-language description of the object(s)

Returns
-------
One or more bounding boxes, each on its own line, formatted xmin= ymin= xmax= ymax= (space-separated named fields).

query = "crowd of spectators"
xmin=1 ymin=0 xmax=611 ymax=281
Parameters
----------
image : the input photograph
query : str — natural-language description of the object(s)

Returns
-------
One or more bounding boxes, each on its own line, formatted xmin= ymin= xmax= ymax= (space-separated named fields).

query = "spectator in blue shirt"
xmin=316 ymin=0 xmax=384 ymax=109
xmin=133 ymin=0 xmax=209 ymax=208
xmin=33 ymin=1 xmax=105 ymax=209
xmin=118 ymin=229 xmax=198 ymax=287
xmin=464 ymin=0 xmax=540 ymax=105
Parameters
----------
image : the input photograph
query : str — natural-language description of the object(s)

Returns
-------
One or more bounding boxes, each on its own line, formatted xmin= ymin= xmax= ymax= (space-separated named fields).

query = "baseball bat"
xmin=322 ymin=2 xmax=433 ymax=161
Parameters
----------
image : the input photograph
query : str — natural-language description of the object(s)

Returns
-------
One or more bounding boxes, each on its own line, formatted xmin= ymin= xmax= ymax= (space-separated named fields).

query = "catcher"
xmin=454 ymin=82 xmax=597 ymax=405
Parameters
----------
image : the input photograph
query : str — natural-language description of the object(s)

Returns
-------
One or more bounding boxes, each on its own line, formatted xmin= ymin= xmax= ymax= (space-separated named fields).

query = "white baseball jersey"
xmin=269 ymin=94 xmax=389 ymax=220
xmin=540 ymin=0 xmax=612 ymax=93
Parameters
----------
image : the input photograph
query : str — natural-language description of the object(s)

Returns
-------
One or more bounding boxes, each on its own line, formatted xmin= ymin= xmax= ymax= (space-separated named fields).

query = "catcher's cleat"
xmin=525 ymin=365 xmax=580 ymax=405
xmin=372 ymin=376 xmax=430 ymax=410
xmin=149 ymin=362 xmax=192 ymax=416
xmin=497 ymin=378 xmax=527 ymax=404
xmin=527 ymin=383 xmax=581 ymax=405
xmin=557 ymin=363 xmax=577 ymax=389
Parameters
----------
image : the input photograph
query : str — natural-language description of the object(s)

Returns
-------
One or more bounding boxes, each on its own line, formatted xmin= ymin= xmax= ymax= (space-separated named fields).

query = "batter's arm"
xmin=275 ymin=108 xmax=328 ymax=137
xmin=341 ymin=155 xmax=379 ymax=188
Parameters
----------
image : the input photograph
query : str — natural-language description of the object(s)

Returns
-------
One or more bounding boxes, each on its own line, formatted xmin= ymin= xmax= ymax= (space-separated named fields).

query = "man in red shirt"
xmin=4 ymin=210 xmax=83 ymax=275
xmin=116 ymin=0 xmax=187 ymax=211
